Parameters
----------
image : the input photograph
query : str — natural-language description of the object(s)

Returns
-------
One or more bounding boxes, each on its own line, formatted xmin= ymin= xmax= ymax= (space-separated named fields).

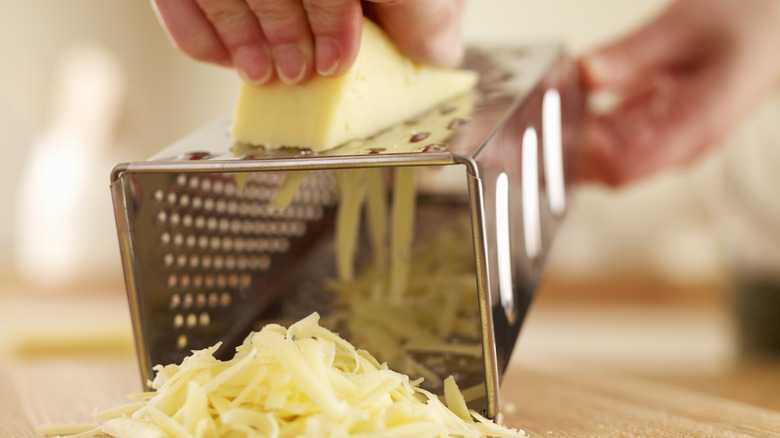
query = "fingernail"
xmin=315 ymin=37 xmax=340 ymax=76
xmin=235 ymin=46 xmax=272 ymax=85
xmin=584 ymin=54 xmax=623 ymax=85
xmin=274 ymin=45 xmax=306 ymax=84
xmin=417 ymin=26 xmax=464 ymax=68
xmin=426 ymin=41 xmax=464 ymax=68
xmin=440 ymin=45 xmax=465 ymax=67
xmin=433 ymin=31 xmax=465 ymax=67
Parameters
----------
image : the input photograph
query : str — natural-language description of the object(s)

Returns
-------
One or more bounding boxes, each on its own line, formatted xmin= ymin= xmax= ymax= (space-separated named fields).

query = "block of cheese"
xmin=231 ymin=18 xmax=478 ymax=152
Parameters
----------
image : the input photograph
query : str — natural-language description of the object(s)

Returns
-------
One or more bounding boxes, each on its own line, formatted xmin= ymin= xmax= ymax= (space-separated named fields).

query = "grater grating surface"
xmin=111 ymin=44 xmax=582 ymax=419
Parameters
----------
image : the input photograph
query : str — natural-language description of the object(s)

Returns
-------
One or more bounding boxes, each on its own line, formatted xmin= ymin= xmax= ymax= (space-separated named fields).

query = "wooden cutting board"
xmin=2 ymin=353 xmax=779 ymax=437
xmin=500 ymin=364 xmax=780 ymax=437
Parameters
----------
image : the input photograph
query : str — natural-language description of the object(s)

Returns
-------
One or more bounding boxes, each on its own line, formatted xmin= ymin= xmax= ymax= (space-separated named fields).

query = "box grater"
xmin=110 ymin=44 xmax=582 ymax=419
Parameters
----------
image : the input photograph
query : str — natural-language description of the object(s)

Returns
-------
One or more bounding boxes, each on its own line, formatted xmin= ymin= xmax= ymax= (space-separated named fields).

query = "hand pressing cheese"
xmin=230 ymin=18 xmax=478 ymax=152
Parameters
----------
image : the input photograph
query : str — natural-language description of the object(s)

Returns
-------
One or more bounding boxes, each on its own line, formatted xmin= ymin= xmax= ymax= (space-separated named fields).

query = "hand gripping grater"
xmin=110 ymin=44 xmax=582 ymax=419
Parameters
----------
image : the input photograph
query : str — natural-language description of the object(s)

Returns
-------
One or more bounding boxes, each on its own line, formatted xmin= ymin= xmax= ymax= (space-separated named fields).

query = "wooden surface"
xmin=502 ymin=364 xmax=780 ymax=437
xmin=2 ymin=290 xmax=780 ymax=437
xmin=2 ymin=352 xmax=780 ymax=437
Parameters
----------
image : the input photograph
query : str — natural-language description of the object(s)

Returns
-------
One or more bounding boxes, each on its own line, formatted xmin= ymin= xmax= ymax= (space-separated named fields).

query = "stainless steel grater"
xmin=110 ymin=44 xmax=582 ymax=419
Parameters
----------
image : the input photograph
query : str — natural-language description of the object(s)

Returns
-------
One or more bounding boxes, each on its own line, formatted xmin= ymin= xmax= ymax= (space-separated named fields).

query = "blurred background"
xmin=1 ymin=0 xmax=779 ymax=411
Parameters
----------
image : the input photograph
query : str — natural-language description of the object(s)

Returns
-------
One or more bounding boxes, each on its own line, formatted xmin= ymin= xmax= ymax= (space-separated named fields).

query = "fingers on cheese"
xmin=230 ymin=18 xmax=478 ymax=152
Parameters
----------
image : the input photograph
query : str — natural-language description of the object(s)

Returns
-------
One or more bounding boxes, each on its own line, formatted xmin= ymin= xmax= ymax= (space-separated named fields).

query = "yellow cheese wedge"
xmin=231 ymin=18 xmax=478 ymax=152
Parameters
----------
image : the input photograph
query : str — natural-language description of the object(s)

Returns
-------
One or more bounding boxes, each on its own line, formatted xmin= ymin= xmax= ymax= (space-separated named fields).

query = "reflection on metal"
xmin=543 ymin=88 xmax=565 ymax=216
xmin=522 ymin=127 xmax=541 ymax=260
xmin=495 ymin=172 xmax=516 ymax=325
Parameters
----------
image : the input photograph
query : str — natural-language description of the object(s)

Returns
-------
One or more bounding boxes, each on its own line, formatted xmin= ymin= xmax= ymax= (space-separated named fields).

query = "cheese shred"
xmin=39 ymin=313 xmax=524 ymax=438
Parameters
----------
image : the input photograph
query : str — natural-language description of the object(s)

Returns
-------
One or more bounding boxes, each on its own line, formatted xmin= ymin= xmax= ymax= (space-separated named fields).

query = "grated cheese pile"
xmin=38 ymin=313 xmax=524 ymax=438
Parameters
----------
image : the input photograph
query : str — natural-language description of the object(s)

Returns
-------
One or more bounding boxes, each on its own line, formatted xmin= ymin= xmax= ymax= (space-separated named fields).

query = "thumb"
xmin=366 ymin=0 xmax=465 ymax=67
xmin=580 ymin=2 xmax=690 ymax=89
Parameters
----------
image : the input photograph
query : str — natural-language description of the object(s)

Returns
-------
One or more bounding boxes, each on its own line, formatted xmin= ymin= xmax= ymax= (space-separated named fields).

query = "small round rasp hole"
xmin=259 ymin=254 xmax=271 ymax=270
xmin=219 ymin=218 xmax=230 ymax=233
xmin=241 ymin=220 xmax=254 ymax=234
xmin=410 ymin=132 xmax=430 ymax=142
xmin=220 ymin=292 xmax=232 ymax=307
xmin=447 ymin=118 xmax=468 ymax=130
xmin=213 ymin=255 xmax=224 ymax=270
xmin=227 ymin=201 xmax=238 ymax=215
xmin=231 ymin=219 xmax=242 ymax=234
xmin=228 ymin=273 xmax=239 ymax=288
